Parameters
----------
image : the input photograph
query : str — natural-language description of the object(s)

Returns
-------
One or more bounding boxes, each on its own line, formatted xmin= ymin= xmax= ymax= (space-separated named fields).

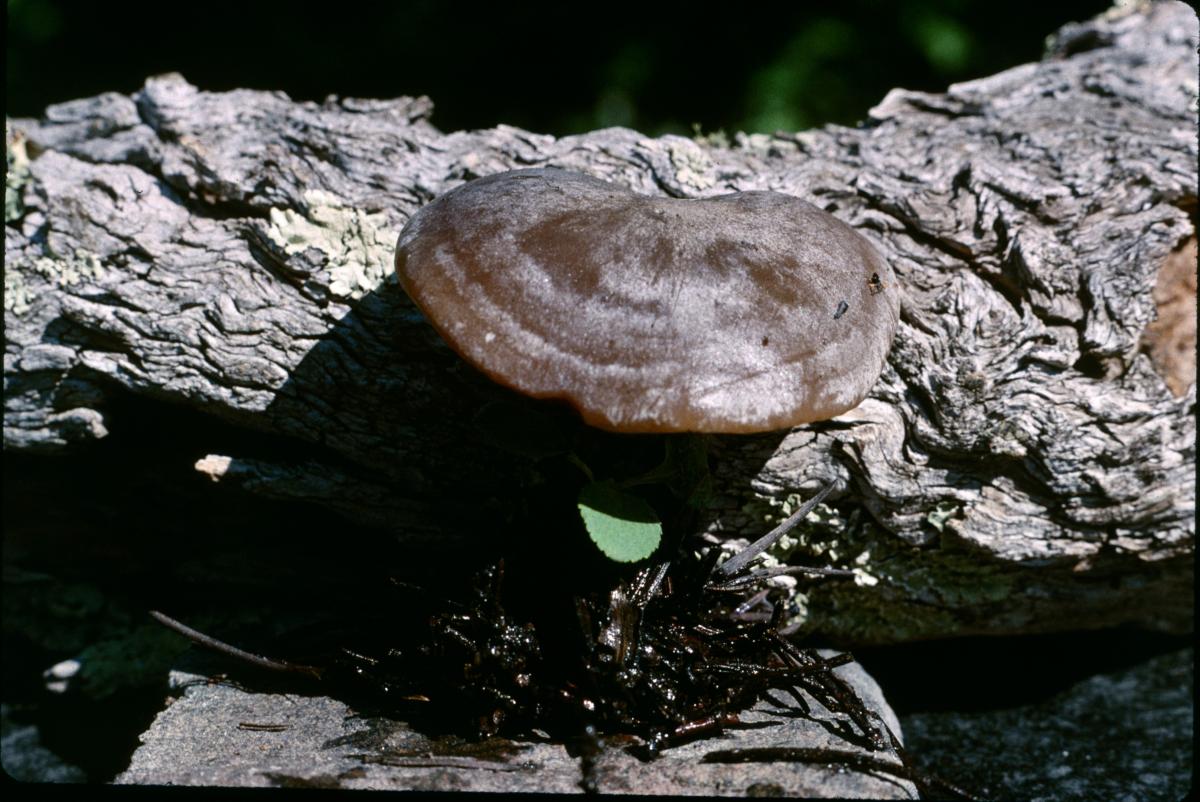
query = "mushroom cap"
xmin=394 ymin=168 xmax=899 ymax=434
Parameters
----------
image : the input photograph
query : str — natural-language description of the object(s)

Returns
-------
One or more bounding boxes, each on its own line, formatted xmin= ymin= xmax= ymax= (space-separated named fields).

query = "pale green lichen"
xmin=926 ymin=500 xmax=961 ymax=532
xmin=736 ymin=488 xmax=1025 ymax=641
xmin=5 ymin=248 xmax=105 ymax=316
xmin=746 ymin=491 xmax=852 ymax=564
xmin=265 ymin=189 xmax=397 ymax=300
xmin=6 ymin=127 xmax=31 ymax=224
xmin=4 ymin=129 xmax=107 ymax=317
xmin=733 ymin=491 xmax=878 ymax=631
xmin=4 ymin=268 xmax=33 ymax=316
xmin=665 ymin=138 xmax=716 ymax=190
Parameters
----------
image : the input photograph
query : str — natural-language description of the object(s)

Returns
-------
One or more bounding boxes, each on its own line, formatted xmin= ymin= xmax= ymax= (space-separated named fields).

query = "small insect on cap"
xmin=394 ymin=168 xmax=900 ymax=434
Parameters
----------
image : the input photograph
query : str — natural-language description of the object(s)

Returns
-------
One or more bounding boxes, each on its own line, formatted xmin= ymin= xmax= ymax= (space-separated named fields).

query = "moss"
xmin=265 ymin=189 xmax=398 ymax=300
xmin=4 ymin=572 xmax=238 ymax=700
xmin=3 ymin=576 xmax=121 ymax=654
xmin=798 ymin=534 xmax=1020 ymax=643
xmin=74 ymin=624 xmax=191 ymax=700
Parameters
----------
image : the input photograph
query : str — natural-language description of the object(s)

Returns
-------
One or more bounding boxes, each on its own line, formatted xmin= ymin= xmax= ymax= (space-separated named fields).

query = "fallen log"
xmin=5 ymin=1 xmax=1194 ymax=643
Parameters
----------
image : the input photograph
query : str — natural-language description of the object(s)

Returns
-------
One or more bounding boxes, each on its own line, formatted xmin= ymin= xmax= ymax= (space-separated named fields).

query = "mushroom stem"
xmin=566 ymin=452 xmax=595 ymax=483
xmin=711 ymin=483 xmax=835 ymax=579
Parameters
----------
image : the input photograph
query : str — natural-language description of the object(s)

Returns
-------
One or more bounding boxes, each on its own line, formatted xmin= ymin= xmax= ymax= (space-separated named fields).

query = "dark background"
xmin=9 ymin=0 xmax=1113 ymax=136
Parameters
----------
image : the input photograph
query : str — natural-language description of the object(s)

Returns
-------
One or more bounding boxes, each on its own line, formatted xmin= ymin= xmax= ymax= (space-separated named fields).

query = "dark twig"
xmin=356 ymin=755 xmax=533 ymax=772
xmin=237 ymin=722 xmax=291 ymax=732
xmin=149 ymin=610 xmax=324 ymax=680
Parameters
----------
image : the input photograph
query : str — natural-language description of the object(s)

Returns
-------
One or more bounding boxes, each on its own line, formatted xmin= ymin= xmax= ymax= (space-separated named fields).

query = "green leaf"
xmin=577 ymin=480 xmax=662 ymax=563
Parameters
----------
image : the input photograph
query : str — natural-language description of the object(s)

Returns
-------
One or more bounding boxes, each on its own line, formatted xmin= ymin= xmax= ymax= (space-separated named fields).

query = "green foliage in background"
xmin=743 ymin=5 xmax=973 ymax=133
xmin=7 ymin=0 xmax=1110 ymax=137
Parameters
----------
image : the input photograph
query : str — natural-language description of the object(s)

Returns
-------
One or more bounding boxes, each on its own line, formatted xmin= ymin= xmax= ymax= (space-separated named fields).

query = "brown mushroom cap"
xmin=394 ymin=168 xmax=899 ymax=434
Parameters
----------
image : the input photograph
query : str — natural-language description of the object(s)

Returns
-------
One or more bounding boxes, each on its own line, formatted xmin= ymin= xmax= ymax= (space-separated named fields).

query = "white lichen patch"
xmin=5 ymin=248 xmax=106 ymax=316
xmin=850 ymin=547 xmax=881 ymax=587
xmin=851 ymin=567 xmax=880 ymax=587
xmin=265 ymin=189 xmax=397 ymax=300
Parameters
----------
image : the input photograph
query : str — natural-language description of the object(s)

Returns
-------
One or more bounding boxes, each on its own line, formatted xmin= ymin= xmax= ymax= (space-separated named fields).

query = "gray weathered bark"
xmin=5 ymin=1 xmax=1195 ymax=643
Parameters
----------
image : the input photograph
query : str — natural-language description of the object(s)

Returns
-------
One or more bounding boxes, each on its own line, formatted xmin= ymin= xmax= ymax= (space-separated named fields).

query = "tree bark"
xmin=5 ymin=1 xmax=1195 ymax=643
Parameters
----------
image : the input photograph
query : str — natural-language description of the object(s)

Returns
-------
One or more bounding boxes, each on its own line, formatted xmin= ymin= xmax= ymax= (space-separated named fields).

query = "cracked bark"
xmin=5 ymin=1 xmax=1195 ymax=643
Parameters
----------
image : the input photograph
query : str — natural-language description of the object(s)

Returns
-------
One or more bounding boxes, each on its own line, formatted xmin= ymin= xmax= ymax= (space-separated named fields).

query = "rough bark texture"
xmin=5 ymin=1 xmax=1196 ymax=643
xmin=901 ymin=645 xmax=1193 ymax=800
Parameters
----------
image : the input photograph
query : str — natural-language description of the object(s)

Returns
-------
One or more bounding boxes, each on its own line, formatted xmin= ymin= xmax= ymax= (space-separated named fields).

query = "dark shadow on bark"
xmin=248 ymin=279 xmax=788 ymax=590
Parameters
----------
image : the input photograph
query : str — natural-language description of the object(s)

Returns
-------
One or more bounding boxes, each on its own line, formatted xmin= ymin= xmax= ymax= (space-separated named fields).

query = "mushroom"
xmin=143 ymin=173 xmax=909 ymax=759
xmin=394 ymin=168 xmax=899 ymax=434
